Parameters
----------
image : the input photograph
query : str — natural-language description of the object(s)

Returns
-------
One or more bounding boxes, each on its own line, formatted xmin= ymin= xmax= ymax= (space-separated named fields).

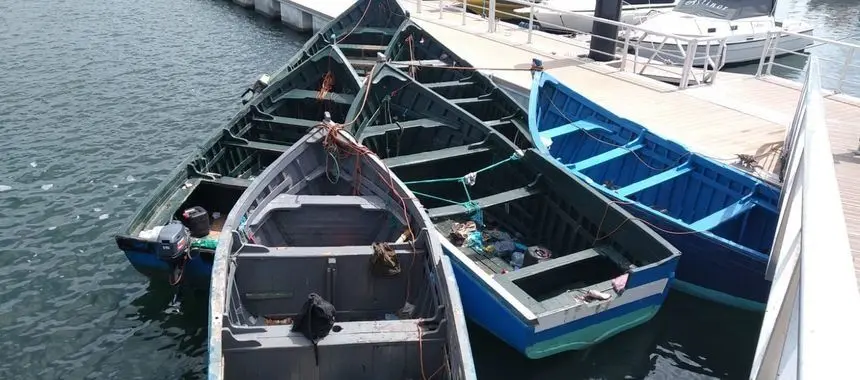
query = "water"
xmin=0 ymin=0 xmax=854 ymax=379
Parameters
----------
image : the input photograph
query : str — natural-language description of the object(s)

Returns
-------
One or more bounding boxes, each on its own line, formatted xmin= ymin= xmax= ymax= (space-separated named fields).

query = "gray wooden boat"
xmin=207 ymin=125 xmax=476 ymax=379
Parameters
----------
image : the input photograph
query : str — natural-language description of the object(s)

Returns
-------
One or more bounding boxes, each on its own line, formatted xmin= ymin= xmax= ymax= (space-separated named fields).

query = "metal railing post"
xmin=766 ymin=33 xmax=782 ymax=76
xmin=678 ymin=38 xmax=698 ymax=89
xmin=756 ymin=31 xmax=773 ymax=78
xmin=417 ymin=0 xmax=422 ymax=14
xmin=527 ymin=4 xmax=534 ymax=44
xmin=462 ymin=0 xmax=467 ymax=25
xmin=439 ymin=0 xmax=444 ymax=19
xmin=488 ymin=0 xmax=496 ymax=33
xmin=837 ymin=48 xmax=855 ymax=93
xmin=619 ymin=25 xmax=631 ymax=72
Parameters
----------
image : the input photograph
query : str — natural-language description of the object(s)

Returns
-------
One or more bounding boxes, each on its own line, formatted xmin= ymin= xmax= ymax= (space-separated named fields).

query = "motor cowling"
xmin=156 ymin=222 xmax=191 ymax=264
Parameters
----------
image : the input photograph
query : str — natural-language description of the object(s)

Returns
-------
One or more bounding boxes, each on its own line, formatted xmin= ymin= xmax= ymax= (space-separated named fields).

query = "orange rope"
xmin=317 ymin=71 xmax=335 ymax=101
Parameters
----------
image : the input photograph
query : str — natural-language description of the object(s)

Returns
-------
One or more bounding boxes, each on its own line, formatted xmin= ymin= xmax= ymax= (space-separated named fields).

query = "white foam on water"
xmin=93 ymin=208 xmax=101 ymax=212
xmin=99 ymin=214 xmax=109 ymax=220
xmin=126 ymin=175 xmax=135 ymax=182
xmin=29 ymin=162 xmax=37 ymax=168
xmin=40 ymin=184 xmax=53 ymax=190
xmin=0 ymin=185 xmax=11 ymax=192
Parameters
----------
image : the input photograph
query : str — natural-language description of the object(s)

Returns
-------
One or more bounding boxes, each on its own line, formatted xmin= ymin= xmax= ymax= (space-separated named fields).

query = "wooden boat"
xmin=262 ymin=0 xmax=410 ymax=85
xmin=207 ymin=125 xmax=476 ymax=379
xmin=114 ymin=44 xmax=362 ymax=284
xmin=382 ymin=20 xmax=533 ymax=147
xmin=528 ymin=71 xmax=781 ymax=310
xmin=347 ymin=63 xmax=681 ymax=359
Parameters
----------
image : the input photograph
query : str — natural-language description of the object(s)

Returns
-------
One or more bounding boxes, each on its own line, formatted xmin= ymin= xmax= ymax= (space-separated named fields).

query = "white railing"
xmin=749 ymin=56 xmax=860 ymax=380
xmin=756 ymin=30 xmax=860 ymax=95
xmin=411 ymin=0 xmax=727 ymax=89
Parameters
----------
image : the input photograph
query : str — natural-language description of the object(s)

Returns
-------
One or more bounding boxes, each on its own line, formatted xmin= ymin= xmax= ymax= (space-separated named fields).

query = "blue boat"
xmin=528 ymin=72 xmax=781 ymax=310
xmin=347 ymin=63 xmax=681 ymax=359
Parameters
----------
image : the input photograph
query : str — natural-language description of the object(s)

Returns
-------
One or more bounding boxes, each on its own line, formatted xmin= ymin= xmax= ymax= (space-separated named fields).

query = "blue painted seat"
xmin=688 ymin=195 xmax=755 ymax=231
xmin=538 ymin=119 xmax=613 ymax=140
xmin=615 ymin=163 xmax=692 ymax=197
xmin=568 ymin=140 xmax=644 ymax=171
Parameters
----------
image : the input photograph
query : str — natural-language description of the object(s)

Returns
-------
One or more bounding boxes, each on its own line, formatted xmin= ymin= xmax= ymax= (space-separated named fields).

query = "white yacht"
xmin=513 ymin=0 xmax=679 ymax=34
xmin=630 ymin=0 xmax=813 ymax=66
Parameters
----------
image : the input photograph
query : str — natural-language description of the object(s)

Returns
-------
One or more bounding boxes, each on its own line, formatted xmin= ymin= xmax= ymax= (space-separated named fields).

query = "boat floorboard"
xmin=405 ymin=0 xmax=860 ymax=289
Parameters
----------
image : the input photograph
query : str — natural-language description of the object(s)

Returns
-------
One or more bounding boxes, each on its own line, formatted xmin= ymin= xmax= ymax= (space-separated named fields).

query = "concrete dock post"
xmin=589 ymin=0 xmax=622 ymax=62
xmin=255 ymin=0 xmax=280 ymax=18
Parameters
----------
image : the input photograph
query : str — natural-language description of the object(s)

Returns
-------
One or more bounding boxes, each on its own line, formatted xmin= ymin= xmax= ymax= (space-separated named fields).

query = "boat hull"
xmin=528 ymin=5 xmax=674 ymax=34
xmin=442 ymin=236 xmax=676 ymax=358
xmin=123 ymin=249 xmax=212 ymax=283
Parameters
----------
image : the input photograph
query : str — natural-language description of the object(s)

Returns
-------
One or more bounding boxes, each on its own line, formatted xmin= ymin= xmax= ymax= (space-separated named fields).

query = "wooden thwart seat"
xmin=427 ymin=186 xmax=541 ymax=218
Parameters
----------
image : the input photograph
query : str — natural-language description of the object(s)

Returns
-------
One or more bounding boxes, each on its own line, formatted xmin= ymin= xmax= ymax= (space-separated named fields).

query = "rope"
xmin=403 ymin=153 xmax=520 ymax=222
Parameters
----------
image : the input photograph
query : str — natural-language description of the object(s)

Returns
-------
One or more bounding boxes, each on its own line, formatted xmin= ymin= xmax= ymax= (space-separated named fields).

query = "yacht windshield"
xmin=674 ymin=0 xmax=774 ymax=20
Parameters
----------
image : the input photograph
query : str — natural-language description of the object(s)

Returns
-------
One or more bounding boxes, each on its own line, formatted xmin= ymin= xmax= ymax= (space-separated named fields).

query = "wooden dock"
xmin=401 ymin=1 xmax=860 ymax=288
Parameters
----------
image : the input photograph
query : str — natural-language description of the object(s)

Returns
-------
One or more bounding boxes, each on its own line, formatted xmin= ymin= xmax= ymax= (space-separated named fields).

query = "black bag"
xmin=292 ymin=293 xmax=336 ymax=365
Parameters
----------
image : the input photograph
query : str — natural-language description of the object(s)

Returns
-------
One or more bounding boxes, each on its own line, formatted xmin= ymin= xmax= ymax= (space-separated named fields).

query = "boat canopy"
xmin=673 ymin=0 xmax=775 ymax=20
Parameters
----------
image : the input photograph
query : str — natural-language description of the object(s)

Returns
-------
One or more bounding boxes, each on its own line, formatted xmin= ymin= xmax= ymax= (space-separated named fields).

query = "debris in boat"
xmin=396 ymin=301 xmax=415 ymax=319
xmin=263 ymin=316 xmax=293 ymax=326
xmin=612 ymin=273 xmax=629 ymax=294
xmin=395 ymin=228 xmax=413 ymax=243
xmin=450 ymin=220 xmax=477 ymax=245
xmin=192 ymin=236 xmax=218 ymax=250
xmin=212 ymin=211 xmax=222 ymax=220
xmin=525 ymin=246 xmax=553 ymax=266
xmin=0 ymin=185 xmax=11 ymax=192
xmin=29 ymin=162 xmax=37 ymax=168
xmin=603 ymin=180 xmax=618 ymax=190
xmin=384 ymin=313 xmax=400 ymax=320
xmin=139 ymin=226 xmax=165 ymax=240
xmin=370 ymin=242 xmax=401 ymax=276
xmin=586 ymin=289 xmax=612 ymax=301
xmin=463 ymin=172 xmax=477 ymax=186
xmin=40 ymin=184 xmax=53 ymax=191
xmin=181 ymin=182 xmax=192 ymax=190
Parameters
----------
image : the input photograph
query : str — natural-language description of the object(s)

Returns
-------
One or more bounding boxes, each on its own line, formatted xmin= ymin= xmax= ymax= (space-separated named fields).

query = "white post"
xmin=756 ymin=32 xmax=774 ymax=78
xmin=766 ymin=33 xmax=782 ymax=76
xmin=619 ymin=25 xmax=631 ymax=72
xmin=678 ymin=39 xmax=697 ymax=89
xmin=837 ymin=48 xmax=855 ymax=93
xmin=417 ymin=0 xmax=422 ymax=14
xmin=439 ymin=0 xmax=444 ymax=19
xmin=488 ymin=0 xmax=496 ymax=33
xmin=527 ymin=4 xmax=534 ymax=44
xmin=462 ymin=0 xmax=467 ymax=25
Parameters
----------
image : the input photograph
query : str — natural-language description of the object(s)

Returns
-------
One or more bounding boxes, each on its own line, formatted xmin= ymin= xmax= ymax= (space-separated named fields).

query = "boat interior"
xmin=116 ymin=46 xmax=362 ymax=254
xmin=219 ymin=130 xmax=460 ymax=379
xmin=351 ymin=69 xmax=677 ymax=313
xmin=303 ymin=0 xmax=409 ymax=78
xmin=384 ymin=22 xmax=533 ymax=147
xmin=532 ymin=76 xmax=780 ymax=255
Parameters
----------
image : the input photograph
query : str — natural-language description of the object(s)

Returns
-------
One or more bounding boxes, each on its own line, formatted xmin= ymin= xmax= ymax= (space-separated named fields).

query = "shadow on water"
xmin=470 ymin=290 xmax=763 ymax=380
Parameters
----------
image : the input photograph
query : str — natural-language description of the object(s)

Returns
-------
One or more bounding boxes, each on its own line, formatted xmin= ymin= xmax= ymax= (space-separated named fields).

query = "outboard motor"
xmin=240 ymin=73 xmax=271 ymax=105
xmin=156 ymin=221 xmax=191 ymax=286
